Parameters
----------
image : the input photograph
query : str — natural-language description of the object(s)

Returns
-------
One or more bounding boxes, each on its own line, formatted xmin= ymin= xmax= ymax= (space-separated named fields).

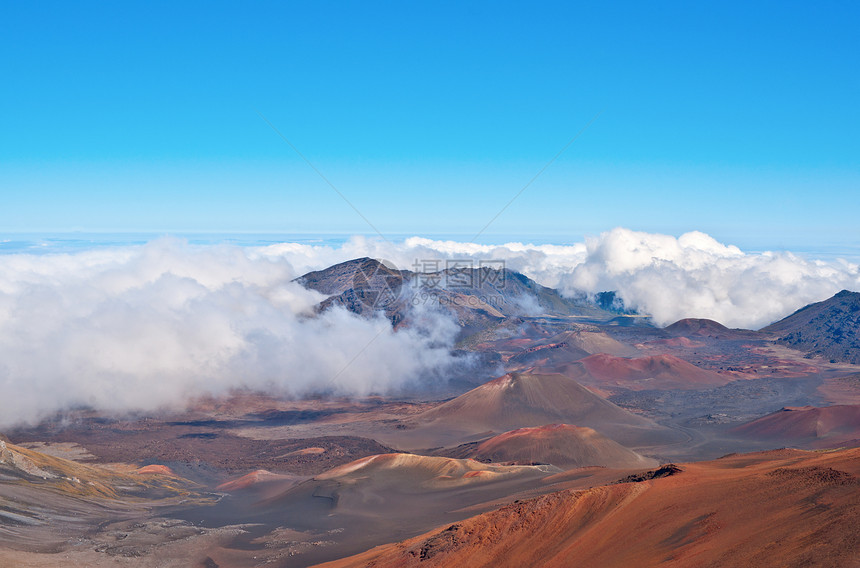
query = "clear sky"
xmin=1 ymin=1 xmax=858 ymax=251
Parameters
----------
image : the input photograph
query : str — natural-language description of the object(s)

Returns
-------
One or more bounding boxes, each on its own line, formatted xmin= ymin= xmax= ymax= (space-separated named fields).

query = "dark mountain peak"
xmin=295 ymin=258 xmax=620 ymax=331
xmin=296 ymin=257 xmax=403 ymax=296
xmin=762 ymin=290 xmax=860 ymax=364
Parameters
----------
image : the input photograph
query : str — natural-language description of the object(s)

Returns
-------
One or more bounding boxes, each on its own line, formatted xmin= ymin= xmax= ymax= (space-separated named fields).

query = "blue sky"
xmin=1 ymin=1 xmax=858 ymax=251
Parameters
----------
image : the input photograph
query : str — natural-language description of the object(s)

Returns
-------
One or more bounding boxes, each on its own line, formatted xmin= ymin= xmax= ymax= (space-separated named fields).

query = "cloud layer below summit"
xmin=0 ymin=228 xmax=857 ymax=426
xmin=0 ymin=240 xmax=461 ymax=426
xmin=261 ymin=227 xmax=859 ymax=329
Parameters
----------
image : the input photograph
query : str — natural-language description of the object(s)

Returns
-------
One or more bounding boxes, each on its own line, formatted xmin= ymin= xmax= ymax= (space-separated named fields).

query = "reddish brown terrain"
xmin=2 ymin=268 xmax=859 ymax=568
xmin=575 ymin=352 xmax=731 ymax=390
xmin=733 ymin=404 xmax=860 ymax=447
xmin=318 ymin=447 xmax=860 ymax=568
xmin=408 ymin=371 xmax=683 ymax=447
xmin=439 ymin=424 xmax=657 ymax=469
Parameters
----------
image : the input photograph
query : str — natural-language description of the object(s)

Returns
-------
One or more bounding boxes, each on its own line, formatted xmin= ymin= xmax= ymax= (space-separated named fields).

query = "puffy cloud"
xmin=0 ymin=239 xmax=462 ymax=427
xmin=255 ymin=229 xmax=859 ymax=329
xmin=1 ymin=228 xmax=857 ymax=426
xmin=557 ymin=228 xmax=859 ymax=328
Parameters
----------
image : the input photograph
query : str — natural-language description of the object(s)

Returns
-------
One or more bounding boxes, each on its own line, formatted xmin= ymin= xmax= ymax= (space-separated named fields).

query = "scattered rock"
xmin=614 ymin=464 xmax=683 ymax=484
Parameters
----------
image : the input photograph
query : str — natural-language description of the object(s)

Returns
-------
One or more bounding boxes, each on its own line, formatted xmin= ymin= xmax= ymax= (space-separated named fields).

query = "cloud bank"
xmin=258 ymin=228 xmax=860 ymax=329
xmin=0 ymin=239 xmax=462 ymax=427
xmin=1 ymin=227 xmax=857 ymax=427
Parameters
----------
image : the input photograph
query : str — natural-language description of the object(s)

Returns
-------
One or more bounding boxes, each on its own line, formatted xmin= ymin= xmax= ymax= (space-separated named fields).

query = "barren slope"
xmin=576 ymin=353 xmax=731 ymax=391
xmin=732 ymin=404 xmax=860 ymax=446
xmin=413 ymin=372 xmax=683 ymax=447
xmin=318 ymin=447 xmax=860 ymax=568
xmin=442 ymin=424 xmax=657 ymax=469
xmin=762 ymin=290 xmax=860 ymax=364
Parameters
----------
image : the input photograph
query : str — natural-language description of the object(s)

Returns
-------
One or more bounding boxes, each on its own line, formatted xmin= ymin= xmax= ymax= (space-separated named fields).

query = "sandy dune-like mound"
xmin=415 ymin=372 xmax=682 ymax=447
xmin=550 ymin=329 xmax=638 ymax=357
xmin=576 ymin=353 xmax=730 ymax=391
xmin=315 ymin=453 xmax=557 ymax=490
xmin=251 ymin=453 xmax=564 ymax=564
xmin=318 ymin=447 xmax=860 ymax=568
xmin=732 ymin=404 xmax=860 ymax=444
xmin=447 ymin=424 xmax=657 ymax=470
xmin=136 ymin=464 xmax=176 ymax=476
xmin=507 ymin=329 xmax=637 ymax=368
xmin=216 ymin=469 xmax=302 ymax=492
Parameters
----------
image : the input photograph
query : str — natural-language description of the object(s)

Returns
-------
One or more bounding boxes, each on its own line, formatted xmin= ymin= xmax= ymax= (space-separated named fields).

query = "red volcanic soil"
xmin=317 ymin=447 xmax=860 ymax=568
xmin=416 ymin=372 xmax=682 ymax=447
xmin=732 ymin=405 xmax=860 ymax=445
xmin=454 ymin=424 xmax=656 ymax=470
xmin=577 ymin=353 xmax=730 ymax=391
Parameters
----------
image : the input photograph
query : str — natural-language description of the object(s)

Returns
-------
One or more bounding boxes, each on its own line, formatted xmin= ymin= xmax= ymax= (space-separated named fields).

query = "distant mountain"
xmin=593 ymin=291 xmax=636 ymax=314
xmin=296 ymin=258 xmax=411 ymax=324
xmin=296 ymin=258 xmax=617 ymax=332
xmin=761 ymin=290 xmax=860 ymax=364
xmin=297 ymin=257 xmax=406 ymax=296
xmin=415 ymin=372 xmax=683 ymax=447
xmin=664 ymin=318 xmax=758 ymax=339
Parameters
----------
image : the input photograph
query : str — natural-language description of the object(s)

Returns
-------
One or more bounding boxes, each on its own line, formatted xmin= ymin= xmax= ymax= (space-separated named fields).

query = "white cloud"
xmin=557 ymin=228 xmax=859 ymax=328
xmin=1 ymin=228 xmax=857 ymax=427
xmin=0 ymin=239 xmax=462 ymax=427
xmin=255 ymin=228 xmax=859 ymax=329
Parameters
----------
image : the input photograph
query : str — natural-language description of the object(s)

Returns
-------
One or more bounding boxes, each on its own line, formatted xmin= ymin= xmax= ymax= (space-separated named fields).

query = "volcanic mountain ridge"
xmin=762 ymin=289 xmax=860 ymax=364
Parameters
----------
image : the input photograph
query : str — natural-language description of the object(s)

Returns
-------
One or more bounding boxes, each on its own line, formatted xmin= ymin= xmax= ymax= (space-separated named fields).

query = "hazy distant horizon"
xmin=3 ymin=230 xmax=859 ymax=264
